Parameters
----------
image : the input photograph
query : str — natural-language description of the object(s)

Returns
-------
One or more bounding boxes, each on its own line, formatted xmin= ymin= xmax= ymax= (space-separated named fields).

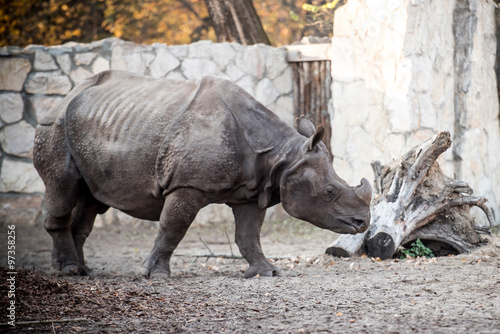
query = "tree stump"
xmin=326 ymin=131 xmax=495 ymax=259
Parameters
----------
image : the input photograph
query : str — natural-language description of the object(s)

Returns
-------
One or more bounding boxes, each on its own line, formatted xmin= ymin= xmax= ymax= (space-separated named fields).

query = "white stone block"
xmin=265 ymin=47 xmax=288 ymax=79
xmin=332 ymin=157 xmax=353 ymax=184
xmin=0 ymin=121 xmax=36 ymax=158
xmin=92 ymin=57 xmax=110 ymax=74
xmin=210 ymin=43 xmax=236 ymax=68
xmin=150 ymin=48 xmax=180 ymax=78
xmin=181 ymin=58 xmax=218 ymax=79
xmin=25 ymin=71 xmax=72 ymax=95
xmin=187 ymin=40 xmax=213 ymax=58
xmin=69 ymin=67 xmax=94 ymax=85
xmin=331 ymin=81 xmax=343 ymax=111
xmin=0 ymin=93 xmax=23 ymax=123
xmin=384 ymin=133 xmax=406 ymax=160
xmin=330 ymin=38 xmax=356 ymax=83
xmin=411 ymin=55 xmax=432 ymax=93
xmin=34 ymin=50 xmax=58 ymax=71
xmin=0 ymin=58 xmax=31 ymax=91
xmin=235 ymin=75 xmax=255 ymax=96
xmin=235 ymin=46 xmax=266 ymax=79
xmin=417 ymin=94 xmax=436 ymax=128
xmin=165 ymin=71 xmax=186 ymax=81
xmin=273 ymin=95 xmax=294 ymax=126
xmin=339 ymin=80 xmax=369 ymax=126
xmin=255 ymin=78 xmax=280 ymax=107
xmin=168 ymin=45 xmax=188 ymax=59
xmin=0 ymin=158 xmax=45 ymax=193
xmin=346 ymin=126 xmax=377 ymax=166
xmin=330 ymin=111 xmax=348 ymax=158
xmin=29 ymin=96 xmax=64 ymax=122
xmin=272 ymin=68 xmax=293 ymax=95
xmin=365 ymin=100 xmax=389 ymax=147
xmin=384 ymin=93 xmax=413 ymax=132
xmin=226 ymin=64 xmax=244 ymax=82
xmin=111 ymin=44 xmax=128 ymax=71
xmin=122 ymin=53 xmax=146 ymax=73
xmin=111 ymin=43 xmax=154 ymax=74
xmin=56 ymin=54 xmax=72 ymax=74
xmin=74 ymin=52 xmax=97 ymax=66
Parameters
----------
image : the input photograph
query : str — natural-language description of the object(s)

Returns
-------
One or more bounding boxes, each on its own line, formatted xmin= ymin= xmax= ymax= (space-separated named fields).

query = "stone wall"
xmin=0 ymin=38 xmax=294 ymax=226
xmin=2 ymin=0 xmax=499 ymax=229
xmin=330 ymin=0 xmax=500 ymax=226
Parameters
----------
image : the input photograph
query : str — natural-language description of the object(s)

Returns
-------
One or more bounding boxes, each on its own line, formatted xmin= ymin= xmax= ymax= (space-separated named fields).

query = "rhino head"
xmin=277 ymin=117 xmax=372 ymax=234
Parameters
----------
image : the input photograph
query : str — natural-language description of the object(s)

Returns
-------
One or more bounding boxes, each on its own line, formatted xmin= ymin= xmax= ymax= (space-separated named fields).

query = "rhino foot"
xmin=140 ymin=267 xmax=171 ymax=279
xmin=141 ymin=256 xmax=171 ymax=279
xmin=53 ymin=261 xmax=79 ymax=275
xmin=244 ymin=263 xmax=282 ymax=279
xmin=53 ymin=260 xmax=94 ymax=276
xmin=79 ymin=264 xmax=95 ymax=276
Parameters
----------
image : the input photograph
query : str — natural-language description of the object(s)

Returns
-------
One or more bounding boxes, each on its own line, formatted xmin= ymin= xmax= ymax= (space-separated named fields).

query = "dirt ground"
xmin=1 ymin=216 xmax=500 ymax=333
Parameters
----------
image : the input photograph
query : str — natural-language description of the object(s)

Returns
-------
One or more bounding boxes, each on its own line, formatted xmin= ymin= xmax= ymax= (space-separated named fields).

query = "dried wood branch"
xmin=0 ymin=318 xmax=88 ymax=326
xmin=174 ymin=253 xmax=292 ymax=261
xmin=326 ymin=131 xmax=494 ymax=259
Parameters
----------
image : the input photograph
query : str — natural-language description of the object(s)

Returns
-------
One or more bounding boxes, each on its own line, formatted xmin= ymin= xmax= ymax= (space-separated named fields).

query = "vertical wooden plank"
xmin=290 ymin=59 xmax=334 ymax=161
xmin=303 ymin=62 xmax=311 ymax=120
xmin=292 ymin=63 xmax=300 ymax=120
xmin=313 ymin=61 xmax=322 ymax=126
xmin=321 ymin=60 xmax=333 ymax=162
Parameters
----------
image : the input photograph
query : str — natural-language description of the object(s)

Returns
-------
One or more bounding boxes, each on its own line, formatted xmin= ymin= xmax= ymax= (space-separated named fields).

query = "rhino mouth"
xmin=327 ymin=218 xmax=367 ymax=235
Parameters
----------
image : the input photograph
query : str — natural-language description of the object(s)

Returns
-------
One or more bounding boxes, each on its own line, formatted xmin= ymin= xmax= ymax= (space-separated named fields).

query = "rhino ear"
xmin=295 ymin=116 xmax=316 ymax=137
xmin=302 ymin=125 xmax=325 ymax=153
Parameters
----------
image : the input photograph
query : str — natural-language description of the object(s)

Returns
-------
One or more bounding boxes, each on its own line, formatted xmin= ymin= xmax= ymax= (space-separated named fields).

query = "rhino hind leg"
xmin=141 ymin=188 xmax=208 ymax=279
xmin=232 ymin=203 xmax=282 ymax=278
xmin=35 ymin=123 xmax=80 ymax=274
xmin=44 ymin=213 xmax=80 ymax=275
xmin=71 ymin=185 xmax=109 ymax=275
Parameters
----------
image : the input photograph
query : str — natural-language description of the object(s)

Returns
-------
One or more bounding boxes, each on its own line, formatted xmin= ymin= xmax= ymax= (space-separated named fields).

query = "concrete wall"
xmin=0 ymin=38 xmax=294 ymax=226
xmin=330 ymin=0 xmax=499 ymax=226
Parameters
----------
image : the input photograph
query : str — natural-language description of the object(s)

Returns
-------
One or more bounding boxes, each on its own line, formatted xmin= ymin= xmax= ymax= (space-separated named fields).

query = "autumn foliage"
xmin=0 ymin=0 xmax=331 ymax=47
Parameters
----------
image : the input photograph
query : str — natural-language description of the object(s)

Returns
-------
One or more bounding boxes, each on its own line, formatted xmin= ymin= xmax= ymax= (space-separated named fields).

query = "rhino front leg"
xmin=232 ymin=203 xmax=282 ymax=278
xmin=141 ymin=188 xmax=208 ymax=279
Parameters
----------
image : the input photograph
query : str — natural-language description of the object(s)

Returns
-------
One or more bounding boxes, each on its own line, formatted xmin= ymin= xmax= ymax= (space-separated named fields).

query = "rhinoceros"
xmin=34 ymin=70 xmax=371 ymax=279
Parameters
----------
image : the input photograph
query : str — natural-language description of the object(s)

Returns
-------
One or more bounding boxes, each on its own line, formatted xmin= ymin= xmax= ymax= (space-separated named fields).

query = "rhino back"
xmin=64 ymin=72 xmax=296 ymax=216
xmin=64 ymin=71 xmax=200 ymax=218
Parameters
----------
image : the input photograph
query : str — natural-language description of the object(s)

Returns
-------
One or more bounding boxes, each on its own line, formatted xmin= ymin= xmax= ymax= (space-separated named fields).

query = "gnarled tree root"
xmin=326 ymin=131 xmax=495 ymax=259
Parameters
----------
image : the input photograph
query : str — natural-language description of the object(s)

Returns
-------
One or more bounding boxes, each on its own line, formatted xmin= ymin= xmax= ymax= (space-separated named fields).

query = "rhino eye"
xmin=324 ymin=185 xmax=336 ymax=201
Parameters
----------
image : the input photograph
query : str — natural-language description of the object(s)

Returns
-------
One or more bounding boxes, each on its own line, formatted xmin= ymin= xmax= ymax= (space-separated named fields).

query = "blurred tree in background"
xmin=0 ymin=0 xmax=338 ymax=47
xmin=203 ymin=0 xmax=270 ymax=45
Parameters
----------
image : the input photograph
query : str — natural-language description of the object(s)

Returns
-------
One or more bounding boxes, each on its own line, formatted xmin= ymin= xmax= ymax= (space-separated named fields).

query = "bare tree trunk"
xmin=203 ymin=0 xmax=270 ymax=45
xmin=326 ymin=131 xmax=495 ymax=259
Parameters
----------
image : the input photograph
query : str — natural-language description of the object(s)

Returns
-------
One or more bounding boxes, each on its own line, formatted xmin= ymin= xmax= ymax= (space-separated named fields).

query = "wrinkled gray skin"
xmin=34 ymin=70 xmax=372 ymax=279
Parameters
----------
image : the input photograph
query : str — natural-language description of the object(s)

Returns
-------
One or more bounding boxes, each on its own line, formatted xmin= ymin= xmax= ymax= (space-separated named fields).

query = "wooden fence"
xmin=287 ymin=44 xmax=333 ymax=161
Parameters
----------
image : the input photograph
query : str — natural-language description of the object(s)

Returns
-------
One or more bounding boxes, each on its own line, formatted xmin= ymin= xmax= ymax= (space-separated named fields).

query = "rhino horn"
xmin=354 ymin=178 xmax=372 ymax=205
